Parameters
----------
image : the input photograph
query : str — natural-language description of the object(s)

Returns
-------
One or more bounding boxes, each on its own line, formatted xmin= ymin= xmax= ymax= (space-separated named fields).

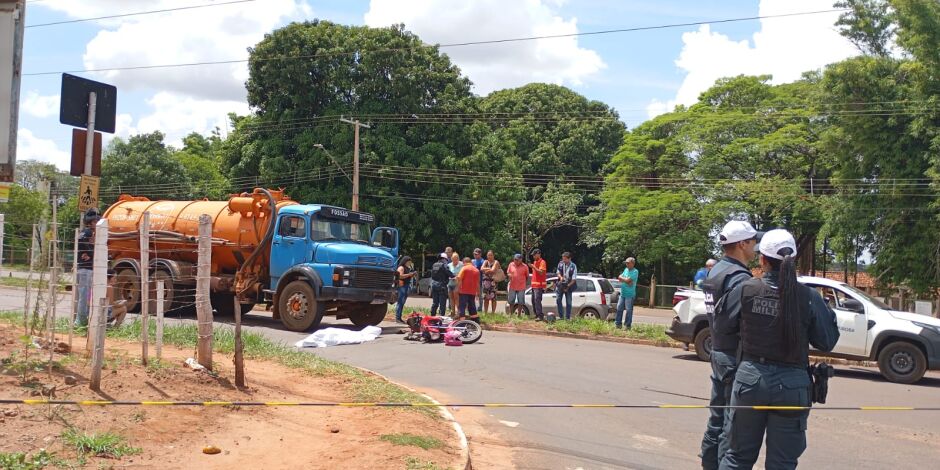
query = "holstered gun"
xmin=807 ymin=362 xmax=835 ymax=404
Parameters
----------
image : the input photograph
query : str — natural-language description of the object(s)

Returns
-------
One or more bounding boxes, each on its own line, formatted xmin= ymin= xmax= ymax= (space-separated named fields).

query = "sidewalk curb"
xmin=481 ymin=324 xmax=878 ymax=368
xmin=351 ymin=366 xmax=472 ymax=470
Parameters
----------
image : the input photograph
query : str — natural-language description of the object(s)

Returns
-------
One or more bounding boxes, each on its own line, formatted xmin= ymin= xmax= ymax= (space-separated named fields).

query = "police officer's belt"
xmin=741 ymin=353 xmax=802 ymax=368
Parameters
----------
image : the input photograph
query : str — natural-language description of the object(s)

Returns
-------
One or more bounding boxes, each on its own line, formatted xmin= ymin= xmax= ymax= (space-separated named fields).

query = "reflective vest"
xmin=702 ymin=258 xmax=751 ymax=351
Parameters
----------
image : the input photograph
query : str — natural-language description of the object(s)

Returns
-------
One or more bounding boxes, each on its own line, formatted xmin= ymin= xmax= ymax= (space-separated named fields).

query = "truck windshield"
xmin=310 ymin=216 xmax=371 ymax=243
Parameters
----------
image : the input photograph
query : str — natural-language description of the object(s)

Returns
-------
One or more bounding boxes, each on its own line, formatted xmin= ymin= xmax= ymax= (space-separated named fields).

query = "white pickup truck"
xmin=666 ymin=276 xmax=940 ymax=384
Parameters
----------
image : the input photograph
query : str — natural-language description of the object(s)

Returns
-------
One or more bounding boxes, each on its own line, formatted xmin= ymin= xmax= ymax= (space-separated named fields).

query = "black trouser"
xmin=430 ymin=282 xmax=448 ymax=316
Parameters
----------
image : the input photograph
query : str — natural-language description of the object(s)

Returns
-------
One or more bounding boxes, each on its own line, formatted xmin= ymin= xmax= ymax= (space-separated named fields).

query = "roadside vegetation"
xmin=380 ymin=433 xmax=444 ymax=450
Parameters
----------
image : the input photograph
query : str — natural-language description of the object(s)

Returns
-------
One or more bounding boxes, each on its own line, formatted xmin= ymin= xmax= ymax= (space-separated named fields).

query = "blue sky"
xmin=15 ymin=0 xmax=856 ymax=170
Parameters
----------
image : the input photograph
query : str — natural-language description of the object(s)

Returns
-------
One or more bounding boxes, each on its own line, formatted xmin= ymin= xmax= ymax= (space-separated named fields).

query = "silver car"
xmin=518 ymin=274 xmax=615 ymax=320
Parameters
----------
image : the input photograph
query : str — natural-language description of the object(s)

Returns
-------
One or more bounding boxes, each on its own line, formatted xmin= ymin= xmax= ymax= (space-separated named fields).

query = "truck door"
xmin=371 ymin=227 xmax=399 ymax=259
xmin=809 ymin=284 xmax=868 ymax=356
xmin=270 ymin=214 xmax=309 ymax=289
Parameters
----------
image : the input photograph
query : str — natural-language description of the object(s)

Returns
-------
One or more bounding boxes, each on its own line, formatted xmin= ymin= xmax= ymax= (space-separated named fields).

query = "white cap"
xmin=706 ymin=259 xmax=717 ymax=266
xmin=719 ymin=220 xmax=763 ymax=245
xmin=759 ymin=229 xmax=797 ymax=260
xmin=440 ymin=252 xmax=448 ymax=259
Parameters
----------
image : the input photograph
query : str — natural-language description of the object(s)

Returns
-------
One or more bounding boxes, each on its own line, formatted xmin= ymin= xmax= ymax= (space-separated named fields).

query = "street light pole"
xmin=339 ymin=117 xmax=370 ymax=211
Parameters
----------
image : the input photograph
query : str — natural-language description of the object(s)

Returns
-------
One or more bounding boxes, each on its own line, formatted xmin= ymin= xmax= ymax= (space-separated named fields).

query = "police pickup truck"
xmin=667 ymin=276 xmax=940 ymax=384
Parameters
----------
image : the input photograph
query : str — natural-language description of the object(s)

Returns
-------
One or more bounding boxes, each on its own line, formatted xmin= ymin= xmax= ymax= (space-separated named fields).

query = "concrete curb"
xmin=481 ymin=324 xmax=878 ymax=368
xmin=351 ymin=366 xmax=472 ymax=470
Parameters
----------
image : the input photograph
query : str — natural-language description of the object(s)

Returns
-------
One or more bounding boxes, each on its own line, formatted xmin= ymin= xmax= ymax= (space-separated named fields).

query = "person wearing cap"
xmin=718 ymin=229 xmax=840 ymax=469
xmin=429 ymin=252 xmax=453 ymax=316
xmin=506 ymin=253 xmax=529 ymax=316
xmin=615 ymin=257 xmax=639 ymax=329
xmin=699 ymin=220 xmax=762 ymax=469
xmin=694 ymin=259 xmax=718 ymax=290
xmin=527 ymin=249 xmax=548 ymax=321
xmin=75 ymin=208 xmax=101 ymax=327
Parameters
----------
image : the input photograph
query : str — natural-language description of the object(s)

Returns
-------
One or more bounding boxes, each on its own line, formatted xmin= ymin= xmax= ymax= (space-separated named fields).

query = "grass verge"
xmin=380 ymin=433 xmax=444 ymax=450
xmin=0 ymin=311 xmax=437 ymax=417
xmin=0 ymin=276 xmax=67 ymax=291
xmin=61 ymin=428 xmax=141 ymax=459
xmin=405 ymin=456 xmax=449 ymax=470
xmin=0 ymin=450 xmax=60 ymax=470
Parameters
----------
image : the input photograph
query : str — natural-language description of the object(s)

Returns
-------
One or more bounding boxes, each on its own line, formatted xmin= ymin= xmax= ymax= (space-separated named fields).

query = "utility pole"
xmin=339 ymin=117 xmax=370 ymax=211
xmin=0 ymin=0 xmax=25 ymax=184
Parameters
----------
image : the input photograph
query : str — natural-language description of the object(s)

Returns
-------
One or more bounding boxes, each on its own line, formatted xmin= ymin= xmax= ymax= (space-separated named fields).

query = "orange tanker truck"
xmin=103 ymin=188 xmax=401 ymax=331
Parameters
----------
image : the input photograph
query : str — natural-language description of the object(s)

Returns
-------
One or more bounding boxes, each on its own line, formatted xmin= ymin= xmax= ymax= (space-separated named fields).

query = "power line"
xmin=25 ymin=0 xmax=257 ymax=29
xmin=23 ymin=8 xmax=849 ymax=76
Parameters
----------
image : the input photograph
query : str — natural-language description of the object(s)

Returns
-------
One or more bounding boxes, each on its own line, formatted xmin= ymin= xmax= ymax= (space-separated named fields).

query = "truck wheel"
xmin=114 ymin=268 xmax=141 ymax=313
xmin=349 ymin=304 xmax=388 ymax=327
xmin=278 ymin=281 xmax=324 ymax=332
xmin=877 ymin=341 xmax=927 ymax=384
xmin=693 ymin=327 xmax=712 ymax=362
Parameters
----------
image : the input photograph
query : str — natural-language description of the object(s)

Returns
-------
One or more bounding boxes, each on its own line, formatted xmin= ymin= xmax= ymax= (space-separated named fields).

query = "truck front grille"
xmin=349 ymin=268 xmax=395 ymax=290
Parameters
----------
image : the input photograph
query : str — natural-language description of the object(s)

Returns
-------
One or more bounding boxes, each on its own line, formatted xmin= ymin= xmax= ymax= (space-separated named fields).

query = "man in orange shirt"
xmin=456 ymin=257 xmax=481 ymax=323
xmin=528 ymin=249 xmax=548 ymax=321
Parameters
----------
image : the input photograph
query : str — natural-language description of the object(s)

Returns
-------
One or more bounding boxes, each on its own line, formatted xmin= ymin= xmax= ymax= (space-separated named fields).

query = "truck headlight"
xmin=343 ymin=270 xmax=351 ymax=277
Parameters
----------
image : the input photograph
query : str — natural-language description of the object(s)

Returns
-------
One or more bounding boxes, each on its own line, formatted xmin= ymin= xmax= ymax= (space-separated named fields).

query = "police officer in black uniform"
xmin=699 ymin=220 xmax=762 ymax=469
xmin=718 ymin=229 xmax=840 ymax=470
xmin=429 ymin=253 xmax=454 ymax=316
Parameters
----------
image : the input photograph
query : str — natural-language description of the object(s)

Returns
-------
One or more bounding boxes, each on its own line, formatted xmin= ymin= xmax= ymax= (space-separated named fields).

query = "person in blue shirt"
xmin=555 ymin=252 xmax=578 ymax=320
xmin=472 ymin=248 xmax=485 ymax=310
xmin=694 ymin=259 xmax=717 ymax=290
xmin=615 ymin=257 xmax=639 ymax=329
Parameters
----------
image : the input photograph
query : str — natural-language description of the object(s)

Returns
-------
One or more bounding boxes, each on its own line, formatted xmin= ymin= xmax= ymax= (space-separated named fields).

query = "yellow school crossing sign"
xmin=78 ymin=175 xmax=100 ymax=211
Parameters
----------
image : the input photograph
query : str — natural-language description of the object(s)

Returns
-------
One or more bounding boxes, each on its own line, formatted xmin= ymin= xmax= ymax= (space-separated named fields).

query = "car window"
xmin=598 ymin=279 xmax=614 ymax=294
xmin=812 ymin=285 xmax=857 ymax=310
xmin=278 ymin=216 xmax=306 ymax=238
xmin=576 ymin=279 xmax=595 ymax=292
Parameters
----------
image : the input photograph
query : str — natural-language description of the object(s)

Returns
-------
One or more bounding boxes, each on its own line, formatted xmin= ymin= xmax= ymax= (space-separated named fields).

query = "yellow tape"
xmin=140 ymin=401 xmax=175 ymax=406
xmin=202 ymin=402 xmax=233 ymax=406
xmin=659 ymin=405 xmax=707 ymax=409
xmin=263 ymin=402 xmax=300 ymax=406
xmin=79 ymin=401 xmax=112 ymax=406
xmin=339 ymin=402 xmax=375 ymax=407
xmin=859 ymin=406 xmax=914 ymax=411
xmin=572 ymin=405 xmax=616 ymax=408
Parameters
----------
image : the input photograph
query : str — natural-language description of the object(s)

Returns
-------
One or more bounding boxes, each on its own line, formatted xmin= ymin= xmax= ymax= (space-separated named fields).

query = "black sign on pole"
xmin=59 ymin=73 xmax=117 ymax=134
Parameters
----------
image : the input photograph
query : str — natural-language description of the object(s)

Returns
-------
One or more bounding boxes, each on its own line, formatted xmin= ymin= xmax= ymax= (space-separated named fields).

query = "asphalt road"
xmin=3 ymin=286 xmax=939 ymax=469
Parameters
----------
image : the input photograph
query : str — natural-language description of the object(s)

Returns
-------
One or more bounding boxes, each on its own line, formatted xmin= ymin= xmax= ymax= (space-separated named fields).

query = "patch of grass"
xmin=477 ymin=311 xmax=673 ymax=343
xmin=0 ymin=449 xmax=60 ymax=469
xmin=106 ymin=319 xmax=439 ymax=417
xmin=404 ymin=456 xmax=448 ymax=470
xmin=0 ymin=277 xmax=66 ymax=292
xmin=381 ymin=433 xmax=444 ymax=450
xmin=61 ymin=428 xmax=141 ymax=459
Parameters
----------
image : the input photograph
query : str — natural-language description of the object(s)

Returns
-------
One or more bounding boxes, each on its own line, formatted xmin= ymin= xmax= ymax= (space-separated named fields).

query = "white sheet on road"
xmin=294 ymin=326 xmax=383 ymax=348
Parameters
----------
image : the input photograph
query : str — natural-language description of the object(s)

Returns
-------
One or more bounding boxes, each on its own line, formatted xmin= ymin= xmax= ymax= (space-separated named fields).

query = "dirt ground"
xmin=0 ymin=324 xmax=461 ymax=469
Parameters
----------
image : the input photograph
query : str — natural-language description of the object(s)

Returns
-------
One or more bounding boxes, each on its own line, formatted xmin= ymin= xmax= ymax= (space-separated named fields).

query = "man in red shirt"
xmin=528 ymin=249 xmax=548 ymax=321
xmin=456 ymin=257 xmax=481 ymax=323
xmin=506 ymin=253 xmax=530 ymax=316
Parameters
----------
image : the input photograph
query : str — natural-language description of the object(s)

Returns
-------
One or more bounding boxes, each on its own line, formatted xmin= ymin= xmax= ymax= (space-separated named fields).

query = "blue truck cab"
xmin=266 ymin=204 xmax=400 ymax=331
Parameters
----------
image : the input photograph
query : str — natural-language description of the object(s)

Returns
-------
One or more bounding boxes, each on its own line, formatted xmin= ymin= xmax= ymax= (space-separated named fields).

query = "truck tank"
xmin=103 ymin=189 xmax=297 ymax=314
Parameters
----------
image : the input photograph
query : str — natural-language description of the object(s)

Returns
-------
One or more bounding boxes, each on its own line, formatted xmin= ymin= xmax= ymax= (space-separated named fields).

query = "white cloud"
xmin=127 ymin=92 xmax=249 ymax=147
xmin=21 ymin=91 xmax=60 ymax=118
xmin=39 ymin=0 xmax=312 ymax=102
xmin=364 ymin=0 xmax=605 ymax=94
xmin=648 ymin=0 xmax=858 ymax=117
xmin=16 ymin=129 xmax=71 ymax=170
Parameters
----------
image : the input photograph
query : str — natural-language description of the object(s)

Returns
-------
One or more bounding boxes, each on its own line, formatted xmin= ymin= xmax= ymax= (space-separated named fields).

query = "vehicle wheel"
xmin=877 ymin=341 xmax=927 ymax=384
xmin=693 ymin=327 xmax=712 ymax=362
xmin=114 ymin=268 xmax=141 ymax=313
xmin=210 ymin=295 xmax=254 ymax=317
xmin=152 ymin=270 xmax=176 ymax=314
xmin=349 ymin=303 xmax=388 ymax=327
xmin=580 ymin=307 xmax=601 ymax=320
xmin=278 ymin=281 xmax=324 ymax=332
xmin=452 ymin=319 xmax=482 ymax=344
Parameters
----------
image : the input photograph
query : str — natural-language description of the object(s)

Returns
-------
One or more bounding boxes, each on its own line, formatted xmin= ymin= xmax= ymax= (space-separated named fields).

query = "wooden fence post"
xmin=649 ymin=275 xmax=657 ymax=308
xmin=196 ymin=214 xmax=213 ymax=370
xmin=69 ymin=228 xmax=79 ymax=351
xmin=89 ymin=297 xmax=107 ymax=392
xmin=87 ymin=219 xmax=108 ymax=354
xmin=234 ymin=294 xmax=245 ymax=388
xmin=156 ymin=280 xmax=164 ymax=360
xmin=139 ymin=212 xmax=150 ymax=365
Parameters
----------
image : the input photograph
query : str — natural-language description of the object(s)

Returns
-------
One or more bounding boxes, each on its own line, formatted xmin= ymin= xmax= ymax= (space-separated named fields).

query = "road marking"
xmin=499 ymin=420 xmax=520 ymax=428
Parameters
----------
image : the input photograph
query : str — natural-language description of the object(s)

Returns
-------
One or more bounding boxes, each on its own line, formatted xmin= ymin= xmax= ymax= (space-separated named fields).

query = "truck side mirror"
xmin=842 ymin=298 xmax=865 ymax=314
xmin=371 ymin=227 xmax=399 ymax=258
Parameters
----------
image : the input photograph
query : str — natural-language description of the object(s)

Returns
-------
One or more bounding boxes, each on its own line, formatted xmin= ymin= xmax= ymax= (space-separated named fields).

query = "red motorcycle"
xmin=404 ymin=313 xmax=483 ymax=344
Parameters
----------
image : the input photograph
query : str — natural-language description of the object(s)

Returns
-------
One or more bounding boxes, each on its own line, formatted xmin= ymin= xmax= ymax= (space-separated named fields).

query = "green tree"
xmin=101 ymin=131 xmax=192 ymax=201
xmin=0 ymin=185 xmax=48 ymax=265
xmin=835 ymin=0 xmax=897 ymax=56
xmin=173 ymin=131 xmax=229 ymax=199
